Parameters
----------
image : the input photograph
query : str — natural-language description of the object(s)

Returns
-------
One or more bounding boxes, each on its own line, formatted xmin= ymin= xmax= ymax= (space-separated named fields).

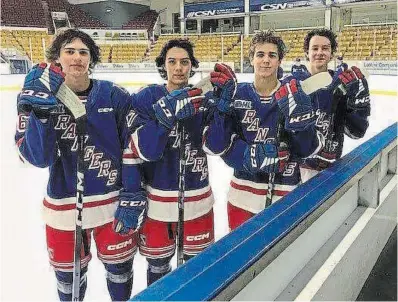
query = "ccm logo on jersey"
xmin=289 ymin=111 xmax=315 ymax=123
xmin=98 ymin=107 xmax=114 ymax=113
xmin=120 ymin=200 xmax=146 ymax=207
xmin=107 ymin=239 xmax=133 ymax=251
xmin=186 ymin=233 xmax=210 ymax=242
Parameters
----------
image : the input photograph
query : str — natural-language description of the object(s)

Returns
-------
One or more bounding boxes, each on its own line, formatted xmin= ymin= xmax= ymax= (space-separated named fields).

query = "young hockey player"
xmin=15 ymin=28 xmax=137 ymax=301
xmin=299 ymin=28 xmax=370 ymax=181
xmin=113 ymin=39 xmax=215 ymax=285
xmin=203 ymin=30 xmax=323 ymax=230
xmin=336 ymin=55 xmax=348 ymax=72
xmin=291 ymin=57 xmax=309 ymax=80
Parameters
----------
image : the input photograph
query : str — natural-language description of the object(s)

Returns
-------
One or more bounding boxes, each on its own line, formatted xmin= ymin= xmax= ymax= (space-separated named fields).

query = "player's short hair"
xmin=248 ymin=30 xmax=287 ymax=61
xmin=46 ymin=28 xmax=101 ymax=71
xmin=303 ymin=28 xmax=338 ymax=55
xmin=155 ymin=39 xmax=199 ymax=80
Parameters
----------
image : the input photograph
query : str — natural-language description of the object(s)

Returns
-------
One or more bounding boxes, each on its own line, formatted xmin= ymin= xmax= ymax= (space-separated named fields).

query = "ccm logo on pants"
xmin=186 ymin=233 xmax=210 ymax=242
xmin=107 ymin=239 xmax=133 ymax=251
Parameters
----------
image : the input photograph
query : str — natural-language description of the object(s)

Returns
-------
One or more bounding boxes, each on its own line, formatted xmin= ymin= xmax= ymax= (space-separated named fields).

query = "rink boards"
xmin=131 ymin=123 xmax=397 ymax=301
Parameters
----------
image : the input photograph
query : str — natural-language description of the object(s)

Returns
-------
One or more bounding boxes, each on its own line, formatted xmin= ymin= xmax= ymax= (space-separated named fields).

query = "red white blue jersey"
xmin=125 ymin=84 xmax=214 ymax=222
xmin=15 ymin=80 xmax=133 ymax=230
xmin=203 ymin=81 xmax=322 ymax=214
xmin=299 ymin=70 xmax=370 ymax=171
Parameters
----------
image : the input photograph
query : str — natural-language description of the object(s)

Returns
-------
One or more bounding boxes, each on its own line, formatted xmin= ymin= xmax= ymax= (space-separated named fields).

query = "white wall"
xmin=0 ymin=73 xmax=396 ymax=94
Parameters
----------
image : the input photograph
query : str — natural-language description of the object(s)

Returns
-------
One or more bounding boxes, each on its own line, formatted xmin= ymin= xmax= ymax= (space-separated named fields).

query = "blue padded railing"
xmin=131 ymin=123 xmax=397 ymax=301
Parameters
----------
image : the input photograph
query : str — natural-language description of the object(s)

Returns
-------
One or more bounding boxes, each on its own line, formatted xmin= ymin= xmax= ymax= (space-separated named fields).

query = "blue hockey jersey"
xmin=125 ymin=84 xmax=214 ymax=222
xmin=299 ymin=70 xmax=370 ymax=174
xmin=15 ymin=80 xmax=134 ymax=230
xmin=203 ymin=80 xmax=322 ymax=214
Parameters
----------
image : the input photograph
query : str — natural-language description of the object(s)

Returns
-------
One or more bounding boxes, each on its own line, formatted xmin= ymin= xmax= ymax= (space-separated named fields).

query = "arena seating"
xmin=0 ymin=0 xmax=47 ymax=28
xmin=337 ymin=25 xmax=397 ymax=60
xmin=122 ymin=10 xmax=158 ymax=31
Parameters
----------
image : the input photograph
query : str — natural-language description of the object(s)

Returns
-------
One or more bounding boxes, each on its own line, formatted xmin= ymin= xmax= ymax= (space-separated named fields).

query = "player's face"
xmin=165 ymin=47 xmax=192 ymax=89
xmin=307 ymin=35 xmax=333 ymax=71
xmin=57 ymin=38 xmax=91 ymax=77
xmin=251 ymin=43 xmax=280 ymax=78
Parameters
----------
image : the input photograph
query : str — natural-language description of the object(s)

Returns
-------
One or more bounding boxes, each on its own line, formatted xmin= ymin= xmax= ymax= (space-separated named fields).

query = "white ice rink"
xmin=0 ymin=73 xmax=397 ymax=301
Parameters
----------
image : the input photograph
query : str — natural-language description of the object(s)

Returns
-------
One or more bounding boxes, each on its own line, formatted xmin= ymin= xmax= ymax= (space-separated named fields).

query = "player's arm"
xmin=275 ymin=78 xmax=323 ymax=158
xmin=15 ymin=63 xmax=64 ymax=167
xmin=333 ymin=67 xmax=371 ymax=139
xmin=131 ymin=87 xmax=204 ymax=161
xmin=113 ymin=136 xmax=147 ymax=236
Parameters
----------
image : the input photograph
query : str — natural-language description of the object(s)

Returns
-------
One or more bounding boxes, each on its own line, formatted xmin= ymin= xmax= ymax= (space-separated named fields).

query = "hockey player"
xmin=113 ymin=39 xmax=215 ymax=285
xmin=15 ymin=29 xmax=137 ymax=301
xmin=299 ymin=28 xmax=370 ymax=181
xmin=336 ymin=55 xmax=348 ymax=72
xmin=291 ymin=57 xmax=309 ymax=80
xmin=203 ymin=30 xmax=323 ymax=230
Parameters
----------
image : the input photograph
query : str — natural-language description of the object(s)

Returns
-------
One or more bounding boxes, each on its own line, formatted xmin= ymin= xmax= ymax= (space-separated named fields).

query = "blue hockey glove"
xmin=18 ymin=63 xmax=65 ymax=119
xmin=113 ymin=191 xmax=147 ymax=235
xmin=314 ymin=148 xmax=337 ymax=169
xmin=243 ymin=143 xmax=289 ymax=174
xmin=153 ymin=87 xmax=204 ymax=130
xmin=210 ymin=63 xmax=237 ymax=114
xmin=276 ymin=79 xmax=315 ymax=132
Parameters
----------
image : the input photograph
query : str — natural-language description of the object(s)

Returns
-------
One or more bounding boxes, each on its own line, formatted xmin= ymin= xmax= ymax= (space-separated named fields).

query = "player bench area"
xmin=131 ymin=123 xmax=397 ymax=301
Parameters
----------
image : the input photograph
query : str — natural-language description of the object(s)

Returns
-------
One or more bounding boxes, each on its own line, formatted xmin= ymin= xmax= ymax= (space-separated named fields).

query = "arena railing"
xmin=130 ymin=123 xmax=397 ymax=301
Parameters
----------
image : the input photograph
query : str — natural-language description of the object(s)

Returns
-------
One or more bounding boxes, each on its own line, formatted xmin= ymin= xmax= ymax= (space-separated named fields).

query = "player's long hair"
xmin=46 ymin=28 xmax=101 ymax=72
xmin=155 ymin=39 xmax=199 ymax=80
xmin=249 ymin=30 xmax=287 ymax=61
xmin=303 ymin=28 xmax=338 ymax=55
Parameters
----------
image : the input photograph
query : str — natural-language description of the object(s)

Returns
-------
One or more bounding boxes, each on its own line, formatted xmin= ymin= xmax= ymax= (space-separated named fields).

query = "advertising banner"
xmin=184 ymin=1 xmax=244 ymax=19
xmin=250 ymin=0 xmax=325 ymax=12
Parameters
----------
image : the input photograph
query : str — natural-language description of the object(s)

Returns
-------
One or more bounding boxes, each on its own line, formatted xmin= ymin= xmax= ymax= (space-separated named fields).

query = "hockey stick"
xmin=193 ymin=71 xmax=333 ymax=96
xmin=176 ymin=122 xmax=190 ymax=267
xmin=266 ymin=72 xmax=333 ymax=204
xmin=55 ymin=83 xmax=87 ymax=301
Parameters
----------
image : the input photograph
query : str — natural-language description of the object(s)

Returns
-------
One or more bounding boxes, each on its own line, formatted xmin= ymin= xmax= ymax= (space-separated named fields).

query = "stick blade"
xmin=193 ymin=76 xmax=213 ymax=94
xmin=300 ymin=71 xmax=333 ymax=95
xmin=56 ymin=83 xmax=86 ymax=119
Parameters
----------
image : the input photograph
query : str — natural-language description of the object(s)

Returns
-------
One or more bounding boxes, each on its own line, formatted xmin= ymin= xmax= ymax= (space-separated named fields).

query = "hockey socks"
xmin=147 ymin=257 xmax=172 ymax=285
xmin=55 ymin=268 xmax=87 ymax=301
xmin=104 ymin=260 xmax=134 ymax=301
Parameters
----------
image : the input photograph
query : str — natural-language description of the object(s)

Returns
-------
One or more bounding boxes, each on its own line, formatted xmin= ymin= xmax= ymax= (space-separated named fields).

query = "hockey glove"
xmin=18 ymin=63 xmax=65 ymax=119
xmin=243 ymin=143 xmax=289 ymax=175
xmin=331 ymin=67 xmax=369 ymax=101
xmin=276 ymin=79 xmax=315 ymax=132
xmin=210 ymin=63 xmax=237 ymax=114
xmin=313 ymin=149 xmax=337 ymax=169
xmin=345 ymin=67 xmax=370 ymax=111
xmin=113 ymin=191 xmax=147 ymax=235
xmin=153 ymin=87 xmax=204 ymax=130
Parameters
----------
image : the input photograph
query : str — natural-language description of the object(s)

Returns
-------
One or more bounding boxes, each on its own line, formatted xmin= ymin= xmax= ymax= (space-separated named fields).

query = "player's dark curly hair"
xmin=155 ymin=39 xmax=199 ymax=80
xmin=249 ymin=30 xmax=287 ymax=61
xmin=303 ymin=28 xmax=338 ymax=55
xmin=46 ymin=28 xmax=101 ymax=71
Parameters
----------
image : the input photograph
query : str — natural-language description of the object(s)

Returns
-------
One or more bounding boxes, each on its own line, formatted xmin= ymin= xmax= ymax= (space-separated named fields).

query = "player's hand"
xmin=210 ymin=63 xmax=237 ymax=114
xmin=153 ymin=87 xmax=204 ymax=130
xmin=313 ymin=149 xmax=337 ymax=169
xmin=113 ymin=191 xmax=147 ymax=235
xmin=331 ymin=67 xmax=369 ymax=102
xmin=344 ymin=67 xmax=370 ymax=110
xmin=243 ymin=143 xmax=289 ymax=174
xmin=275 ymin=79 xmax=315 ymax=132
xmin=18 ymin=63 xmax=65 ymax=119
